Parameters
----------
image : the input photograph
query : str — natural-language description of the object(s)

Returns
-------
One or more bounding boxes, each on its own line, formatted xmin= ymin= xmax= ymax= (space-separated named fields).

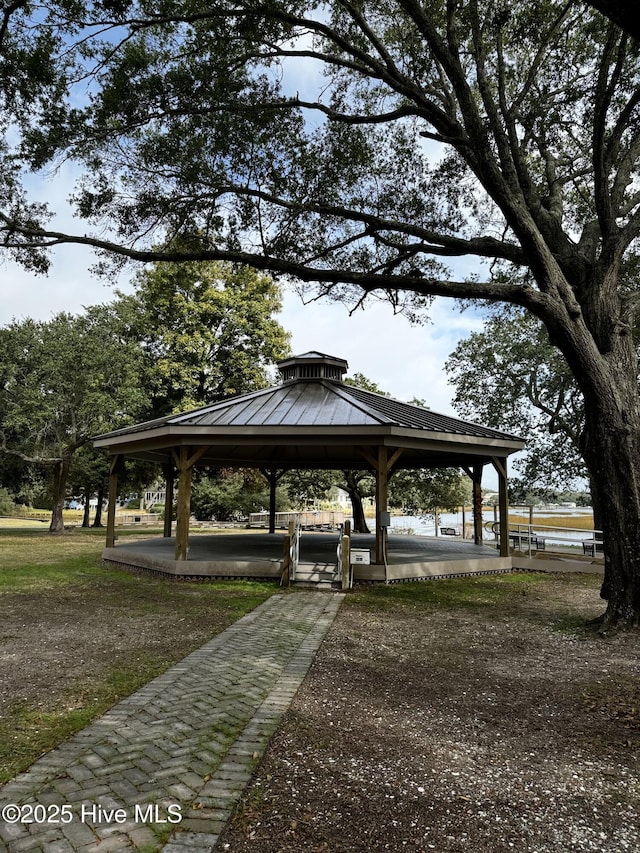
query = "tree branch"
xmin=0 ymin=432 xmax=63 ymax=466
xmin=0 ymin=0 xmax=28 ymax=46
xmin=0 ymin=213 xmax=546 ymax=311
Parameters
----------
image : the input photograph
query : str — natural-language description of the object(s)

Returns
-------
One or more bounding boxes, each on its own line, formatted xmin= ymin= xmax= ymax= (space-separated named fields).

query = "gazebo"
xmin=94 ymin=352 xmax=524 ymax=575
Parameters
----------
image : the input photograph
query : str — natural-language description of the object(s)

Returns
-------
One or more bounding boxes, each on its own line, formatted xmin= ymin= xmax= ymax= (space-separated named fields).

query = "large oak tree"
xmin=2 ymin=1 xmax=640 ymax=625
xmin=114 ymin=259 xmax=291 ymax=415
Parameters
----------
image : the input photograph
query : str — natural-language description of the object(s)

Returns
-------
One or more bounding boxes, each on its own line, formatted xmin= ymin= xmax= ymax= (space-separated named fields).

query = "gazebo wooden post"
xmin=472 ymin=464 xmax=484 ymax=545
xmin=359 ymin=446 xmax=403 ymax=567
xmin=462 ymin=465 xmax=484 ymax=545
xmin=492 ymin=456 xmax=510 ymax=557
xmin=174 ymin=447 xmax=192 ymax=562
xmin=174 ymin=446 xmax=207 ymax=561
xmin=269 ymin=469 xmax=283 ymax=534
xmin=376 ymin=446 xmax=389 ymax=566
xmin=162 ymin=462 xmax=174 ymax=538
xmin=269 ymin=470 xmax=277 ymax=534
xmin=260 ymin=468 xmax=285 ymax=534
xmin=105 ymin=454 xmax=123 ymax=548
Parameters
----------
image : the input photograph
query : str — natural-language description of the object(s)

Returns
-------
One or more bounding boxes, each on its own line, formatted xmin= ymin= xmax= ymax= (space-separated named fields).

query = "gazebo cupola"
xmin=278 ymin=351 xmax=349 ymax=383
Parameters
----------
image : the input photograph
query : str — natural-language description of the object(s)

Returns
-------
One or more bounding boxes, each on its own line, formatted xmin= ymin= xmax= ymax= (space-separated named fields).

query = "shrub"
xmin=0 ymin=488 xmax=16 ymax=516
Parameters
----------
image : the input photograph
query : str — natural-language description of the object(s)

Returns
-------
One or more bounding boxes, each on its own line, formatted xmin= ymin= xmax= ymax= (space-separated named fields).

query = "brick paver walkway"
xmin=0 ymin=591 xmax=343 ymax=853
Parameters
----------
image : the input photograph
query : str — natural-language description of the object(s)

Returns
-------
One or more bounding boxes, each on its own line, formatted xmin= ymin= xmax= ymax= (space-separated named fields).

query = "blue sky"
xmin=278 ymin=288 xmax=485 ymax=410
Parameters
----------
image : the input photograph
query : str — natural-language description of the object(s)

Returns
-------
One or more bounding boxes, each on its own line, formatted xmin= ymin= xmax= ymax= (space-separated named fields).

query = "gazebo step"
xmin=291 ymin=564 xmax=340 ymax=587
xmin=295 ymin=564 xmax=337 ymax=578
xmin=291 ymin=579 xmax=341 ymax=590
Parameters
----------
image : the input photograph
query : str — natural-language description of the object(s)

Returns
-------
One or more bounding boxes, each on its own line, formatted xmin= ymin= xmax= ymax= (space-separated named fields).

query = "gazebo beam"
xmin=361 ymin=446 xmax=405 ymax=566
xmin=472 ymin=464 xmax=484 ymax=545
xmin=463 ymin=464 xmax=485 ymax=546
xmin=376 ymin=446 xmax=389 ymax=567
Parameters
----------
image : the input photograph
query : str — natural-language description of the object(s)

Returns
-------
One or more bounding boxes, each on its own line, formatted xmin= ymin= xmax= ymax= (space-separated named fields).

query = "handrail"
xmin=289 ymin=523 xmax=301 ymax=582
xmin=336 ymin=525 xmax=352 ymax=589
xmin=511 ymin=521 xmax=603 ymax=536
xmin=506 ymin=521 xmax=604 ymax=558
xmin=280 ymin=521 xmax=301 ymax=586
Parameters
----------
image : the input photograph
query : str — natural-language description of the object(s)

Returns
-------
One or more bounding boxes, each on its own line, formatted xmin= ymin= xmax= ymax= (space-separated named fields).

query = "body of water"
xmin=386 ymin=508 xmax=598 ymax=547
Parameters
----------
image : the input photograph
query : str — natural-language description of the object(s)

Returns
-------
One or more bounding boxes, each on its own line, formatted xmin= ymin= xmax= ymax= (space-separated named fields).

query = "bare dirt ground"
xmin=0 ymin=540 xmax=274 ymax=781
xmin=3 ymin=558 xmax=640 ymax=852
xmin=220 ymin=573 xmax=640 ymax=853
xmin=0 ymin=572 xmax=265 ymax=721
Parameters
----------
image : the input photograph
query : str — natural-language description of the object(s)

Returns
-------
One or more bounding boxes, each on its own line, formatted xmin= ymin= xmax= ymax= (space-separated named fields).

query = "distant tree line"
xmin=0 ymin=261 xmax=290 ymax=531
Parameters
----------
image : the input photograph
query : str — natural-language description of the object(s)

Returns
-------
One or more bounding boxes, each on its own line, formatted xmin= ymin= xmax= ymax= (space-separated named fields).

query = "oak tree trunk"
xmin=342 ymin=471 xmax=371 ymax=533
xmin=82 ymin=483 xmax=92 ymax=527
xmin=581 ymin=394 xmax=640 ymax=627
xmin=49 ymin=457 xmax=71 ymax=533
xmin=554 ymin=276 xmax=640 ymax=627
xmin=92 ymin=480 xmax=105 ymax=528
xmin=349 ymin=490 xmax=370 ymax=534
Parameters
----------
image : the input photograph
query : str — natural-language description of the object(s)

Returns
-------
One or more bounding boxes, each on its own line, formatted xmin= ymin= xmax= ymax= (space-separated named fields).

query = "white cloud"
xmin=1 ymin=248 xmax=133 ymax=322
xmin=278 ymin=288 xmax=483 ymax=414
xmin=1 ymin=245 xmax=483 ymax=417
xmin=2 ymin=161 xmax=137 ymax=321
xmin=1 ymin=250 xmax=484 ymax=413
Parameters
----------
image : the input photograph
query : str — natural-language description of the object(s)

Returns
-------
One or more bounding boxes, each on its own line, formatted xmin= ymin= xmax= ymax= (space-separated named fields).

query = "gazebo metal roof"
xmin=95 ymin=352 xmax=523 ymax=566
xmin=94 ymin=351 xmax=523 ymax=469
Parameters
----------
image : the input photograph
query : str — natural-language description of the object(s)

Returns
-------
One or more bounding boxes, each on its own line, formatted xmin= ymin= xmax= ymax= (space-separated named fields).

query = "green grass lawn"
xmin=0 ymin=527 xmax=276 ymax=782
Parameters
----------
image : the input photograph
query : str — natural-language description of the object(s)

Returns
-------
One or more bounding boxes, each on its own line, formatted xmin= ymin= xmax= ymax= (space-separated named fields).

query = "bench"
xmin=582 ymin=539 xmax=604 ymax=556
xmin=509 ymin=532 xmax=545 ymax=551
